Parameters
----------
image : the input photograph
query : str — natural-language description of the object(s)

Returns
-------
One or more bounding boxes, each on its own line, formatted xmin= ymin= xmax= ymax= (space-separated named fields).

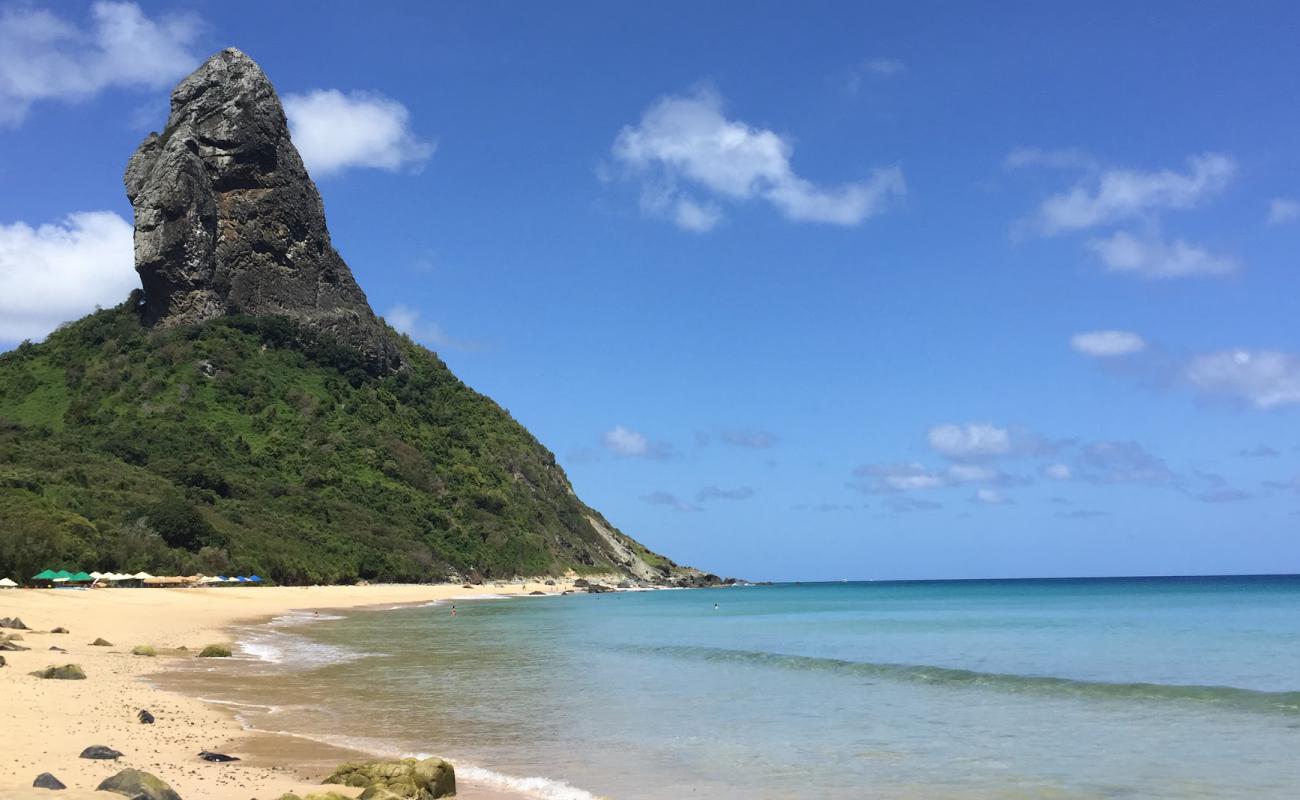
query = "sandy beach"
xmin=0 ymin=581 xmax=585 ymax=800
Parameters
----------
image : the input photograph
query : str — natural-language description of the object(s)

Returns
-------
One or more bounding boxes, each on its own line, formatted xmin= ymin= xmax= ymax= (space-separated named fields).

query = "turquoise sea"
xmin=179 ymin=577 xmax=1300 ymax=798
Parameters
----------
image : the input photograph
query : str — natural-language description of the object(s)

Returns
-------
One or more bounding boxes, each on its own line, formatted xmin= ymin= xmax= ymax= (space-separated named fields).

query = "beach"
xmin=0 ymin=581 xmax=583 ymax=800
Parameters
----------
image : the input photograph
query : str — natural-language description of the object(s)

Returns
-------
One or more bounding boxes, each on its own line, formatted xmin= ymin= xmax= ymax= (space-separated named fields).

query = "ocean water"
xmin=177 ymin=577 xmax=1300 ymax=798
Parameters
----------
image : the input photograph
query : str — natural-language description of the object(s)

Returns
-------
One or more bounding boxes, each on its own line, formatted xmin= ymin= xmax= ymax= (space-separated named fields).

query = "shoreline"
xmin=0 ymin=580 xmax=597 ymax=800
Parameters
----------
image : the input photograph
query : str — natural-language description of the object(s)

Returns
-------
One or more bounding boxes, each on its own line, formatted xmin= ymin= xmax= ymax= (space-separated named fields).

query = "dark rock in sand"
xmin=90 ymin=637 xmax=113 ymax=646
xmin=138 ymin=709 xmax=156 ymax=724
xmin=80 ymin=745 xmax=124 ymax=760
xmin=0 ymin=616 xmax=30 ymax=629
xmin=197 ymin=644 xmax=232 ymax=658
xmin=198 ymin=751 xmax=240 ymax=762
xmin=544 ymin=580 xmax=556 ymax=585
xmin=32 ymin=772 xmax=66 ymax=790
xmin=50 ymin=627 xmax=69 ymax=634
xmin=586 ymin=583 xmax=614 ymax=594
xmin=125 ymin=48 xmax=399 ymax=372
xmin=30 ymin=664 xmax=85 ymax=680
xmin=573 ymin=578 xmax=590 ymax=588
xmin=529 ymin=590 xmax=546 ymax=595
xmin=0 ymin=655 xmax=6 ymax=667
xmin=324 ymin=757 xmax=456 ymax=799
xmin=49 ymin=646 xmax=66 ymax=652
xmin=97 ymin=768 xmax=182 ymax=800
xmin=0 ymin=640 xmax=29 ymax=651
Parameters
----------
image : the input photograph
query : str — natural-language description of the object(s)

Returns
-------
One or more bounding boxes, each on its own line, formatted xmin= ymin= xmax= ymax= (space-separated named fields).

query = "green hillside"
xmin=0 ymin=298 xmax=677 ymax=585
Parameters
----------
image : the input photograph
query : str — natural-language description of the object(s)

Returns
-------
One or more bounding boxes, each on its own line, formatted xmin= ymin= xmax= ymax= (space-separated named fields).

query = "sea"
xmin=164 ymin=576 xmax=1300 ymax=799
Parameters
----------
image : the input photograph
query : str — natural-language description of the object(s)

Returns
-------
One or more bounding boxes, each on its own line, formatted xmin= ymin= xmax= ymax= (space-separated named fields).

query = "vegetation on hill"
xmin=0 ymin=299 xmax=676 ymax=584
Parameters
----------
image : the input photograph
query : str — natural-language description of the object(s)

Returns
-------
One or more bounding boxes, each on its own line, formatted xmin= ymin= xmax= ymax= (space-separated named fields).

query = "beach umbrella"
xmin=0 ymin=577 xmax=17 ymax=588
xmin=248 ymin=576 xmax=262 ymax=582
xmin=90 ymin=571 xmax=103 ymax=579
xmin=32 ymin=569 xmax=57 ymax=580
xmin=236 ymin=576 xmax=250 ymax=582
xmin=53 ymin=570 xmax=74 ymax=579
xmin=69 ymin=572 xmax=93 ymax=582
xmin=133 ymin=572 xmax=153 ymax=580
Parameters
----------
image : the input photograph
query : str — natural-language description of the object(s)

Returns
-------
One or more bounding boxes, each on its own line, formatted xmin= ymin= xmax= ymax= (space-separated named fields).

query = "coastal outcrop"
xmin=97 ymin=768 xmax=182 ymax=800
xmin=324 ymin=757 xmax=456 ymax=799
xmin=125 ymin=48 xmax=398 ymax=371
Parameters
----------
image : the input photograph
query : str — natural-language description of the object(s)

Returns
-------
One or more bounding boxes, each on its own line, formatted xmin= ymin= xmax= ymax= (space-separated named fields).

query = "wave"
xmin=239 ymin=726 xmax=600 ymax=800
xmin=622 ymin=644 xmax=1300 ymax=715
xmin=236 ymin=629 xmax=371 ymax=667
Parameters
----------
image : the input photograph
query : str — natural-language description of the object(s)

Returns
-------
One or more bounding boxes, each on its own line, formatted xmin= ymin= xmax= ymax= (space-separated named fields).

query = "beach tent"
xmin=89 ymin=571 xmax=103 ymax=579
xmin=0 ymin=578 xmax=17 ymax=588
xmin=68 ymin=572 xmax=93 ymax=583
xmin=53 ymin=570 xmax=74 ymax=580
xmin=248 ymin=576 xmax=263 ymax=583
xmin=32 ymin=569 xmax=57 ymax=581
xmin=132 ymin=572 xmax=153 ymax=580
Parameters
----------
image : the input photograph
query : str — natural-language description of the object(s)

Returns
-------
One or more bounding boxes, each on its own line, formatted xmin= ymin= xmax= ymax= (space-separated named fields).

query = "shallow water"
xmin=169 ymin=577 xmax=1300 ymax=798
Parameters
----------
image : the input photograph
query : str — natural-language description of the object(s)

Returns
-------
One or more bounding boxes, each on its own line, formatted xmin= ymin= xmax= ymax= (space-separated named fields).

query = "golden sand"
xmin=0 ymin=581 xmax=586 ymax=799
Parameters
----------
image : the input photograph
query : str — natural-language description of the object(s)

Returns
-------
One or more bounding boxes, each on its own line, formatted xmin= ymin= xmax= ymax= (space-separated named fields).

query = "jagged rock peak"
xmin=125 ymin=48 xmax=399 ymax=370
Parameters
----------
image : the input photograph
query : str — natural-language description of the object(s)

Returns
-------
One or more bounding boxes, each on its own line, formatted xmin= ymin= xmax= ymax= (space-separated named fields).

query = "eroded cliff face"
xmin=124 ymin=48 xmax=399 ymax=370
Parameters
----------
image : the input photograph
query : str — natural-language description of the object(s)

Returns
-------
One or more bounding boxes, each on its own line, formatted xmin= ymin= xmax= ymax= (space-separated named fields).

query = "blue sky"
xmin=2 ymin=1 xmax=1299 ymax=580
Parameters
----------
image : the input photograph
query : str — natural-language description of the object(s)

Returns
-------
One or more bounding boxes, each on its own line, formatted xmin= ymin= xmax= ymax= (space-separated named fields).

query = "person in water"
xmin=450 ymin=605 xmax=457 ymax=617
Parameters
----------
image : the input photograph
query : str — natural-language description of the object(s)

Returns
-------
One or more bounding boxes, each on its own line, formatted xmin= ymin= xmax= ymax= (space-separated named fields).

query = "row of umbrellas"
xmin=29 ymin=570 xmax=263 ymax=584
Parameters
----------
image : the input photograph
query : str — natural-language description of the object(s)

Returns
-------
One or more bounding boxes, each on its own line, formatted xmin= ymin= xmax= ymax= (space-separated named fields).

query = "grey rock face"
xmin=125 ymin=48 xmax=399 ymax=371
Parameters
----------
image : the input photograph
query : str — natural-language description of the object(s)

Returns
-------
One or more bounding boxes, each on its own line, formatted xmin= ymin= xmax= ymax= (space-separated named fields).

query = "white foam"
xmin=453 ymin=764 xmax=600 ymax=800
xmin=197 ymin=697 xmax=280 ymax=713
xmin=235 ymin=629 xmax=369 ymax=667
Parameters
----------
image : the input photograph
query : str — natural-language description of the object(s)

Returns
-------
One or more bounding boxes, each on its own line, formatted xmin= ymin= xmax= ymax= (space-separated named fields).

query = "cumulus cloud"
xmin=611 ymin=88 xmax=904 ymax=230
xmin=973 ymin=488 xmax=1011 ymax=505
xmin=1031 ymin=153 xmax=1235 ymax=235
xmin=1267 ymin=198 xmax=1300 ymax=225
xmin=1086 ymin=231 xmax=1239 ymax=278
xmin=851 ymin=461 xmax=1021 ymax=494
xmin=1070 ymin=330 xmax=1147 ymax=358
xmin=1041 ymin=463 xmax=1073 ymax=480
xmin=284 ymin=89 xmax=434 ymax=177
xmin=384 ymin=304 xmax=485 ymax=352
xmin=640 ymin=491 xmax=701 ymax=513
xmin=1075 ymin=440 xmax=1175 ymax=485
xmin=927 ymin=423 xmax=1012 ymax=460
xmin=601 ymin=426 xmax=674 ymax=459
xmin=0 ymin=1 xmax=201 ymax=126
xmin=696 ymin=485 xmax=755 ymax=502
xmin=0 ymin=211 xmax=136 ymax=342
xmin=1003 ymin=146 xmax=1098 ymax=172
xmin=1185 ymin=350 xmax=1300 ymax=409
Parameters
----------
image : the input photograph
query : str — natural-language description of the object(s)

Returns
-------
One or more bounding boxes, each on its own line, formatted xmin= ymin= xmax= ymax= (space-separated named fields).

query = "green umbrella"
xmin=53 ymin=570 xmax=74 ymax=579
xmin=68 ymin=572 xmax=93 ymax=582
xmin=32 ymin=569 xmax=57 ymax=580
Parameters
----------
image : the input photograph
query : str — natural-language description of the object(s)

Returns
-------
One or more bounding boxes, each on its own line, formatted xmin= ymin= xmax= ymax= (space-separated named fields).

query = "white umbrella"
xmin=132 ymin=572 xmax=153 ymax=580
xmin=89 ymin=571 xmax=103 ymax=579
xmin=0 ymin=577 xmax=18 ymax=588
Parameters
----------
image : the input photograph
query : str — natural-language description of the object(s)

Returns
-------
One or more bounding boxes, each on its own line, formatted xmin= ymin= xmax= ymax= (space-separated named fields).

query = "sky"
xmin=1 ymin=1 xmax=1299 ymax=581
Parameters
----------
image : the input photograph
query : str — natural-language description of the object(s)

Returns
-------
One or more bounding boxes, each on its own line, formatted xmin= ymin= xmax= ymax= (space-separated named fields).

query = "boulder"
xmin=0 ymin=616 xmax=29 ymax=629
xmin=324 ymin=757 xmax=456 ymax=799
xmin=138 ymin=709 xmax=156 ymax=724
xmin=32 ymin=772 xmax=66 ymax=790
xmin=30 ymin=664 xmax=86 ymax=680
xmin=198 ymin=644 xmax=232 ymax=658
xmin=97 ymin=768 xmax=182 ymax=800
xmin=573 ymin=578 xmax=590 ymax=588
xmin=50 ymin=627 xmax=69 ymax=634
xmin=0 ymin=655 xmax=6 ymax=667
xmin=131 ymin=645 xmax=157 ymax=657
xmin=0 ymin=640 xmax=27 ymax=651
xmin=90 ymin=638 xmax=113 ymax=646
xmin=124 ymin=48 xmax=399 ymax=372
xmin=586 ymin=583 xmax=614 ymax=594
xmin=80 ymin=745 xmax=124 ymax=760
xmin=49 ymin=646 xmax=66 ymax=652
xmin=529 ymin=590 xmax=546 ymax=595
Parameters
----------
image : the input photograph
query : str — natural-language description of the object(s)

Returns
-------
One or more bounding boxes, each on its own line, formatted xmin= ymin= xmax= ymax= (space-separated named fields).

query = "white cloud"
xmin=284 ymin=89 xmax=434 ymax=177
xmin=927 ymin=423 xmax=1012 ymax=460
xmin=1070 ymin=330 xmax=1147 ymax=358
xmin=1076 ymin=441 xmax=1175 ymax=485
xmin=641 ymin=491 xmax=701 ymax=513
xmin=1267 ymin=197 xmax=1300 ymax=225
xmin=1033 ymin=153 xmax=1235 ymax=235
xmin=863 ymin=57 xmax=906 ymax=77
xmin=1086 ymin=231 xmax=1239 ymax=278
xmin=1042 ymin=463 xmax=1072 ymax=480
xmin=612 ymin=88 xmax=904 ymax=230
xmin=384 ymin=304 xmax=483 ymax=352
xmin=974 ymin=488 xmax=1011 ymax=505
xmin=0 ymin=1 xmax=201 ymax=126
xmin=0 ymin=211 xmax=136 ymax=342
xmin=1185 ymin=350 xmax=1300 ymax=409
xmin=696 ymin=485 xmax=755 ymax=502
xmin=603 ymin=425 xmax=649 ymax=457
xmin=1003 ymin=146 xmax=1098 ymax=172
